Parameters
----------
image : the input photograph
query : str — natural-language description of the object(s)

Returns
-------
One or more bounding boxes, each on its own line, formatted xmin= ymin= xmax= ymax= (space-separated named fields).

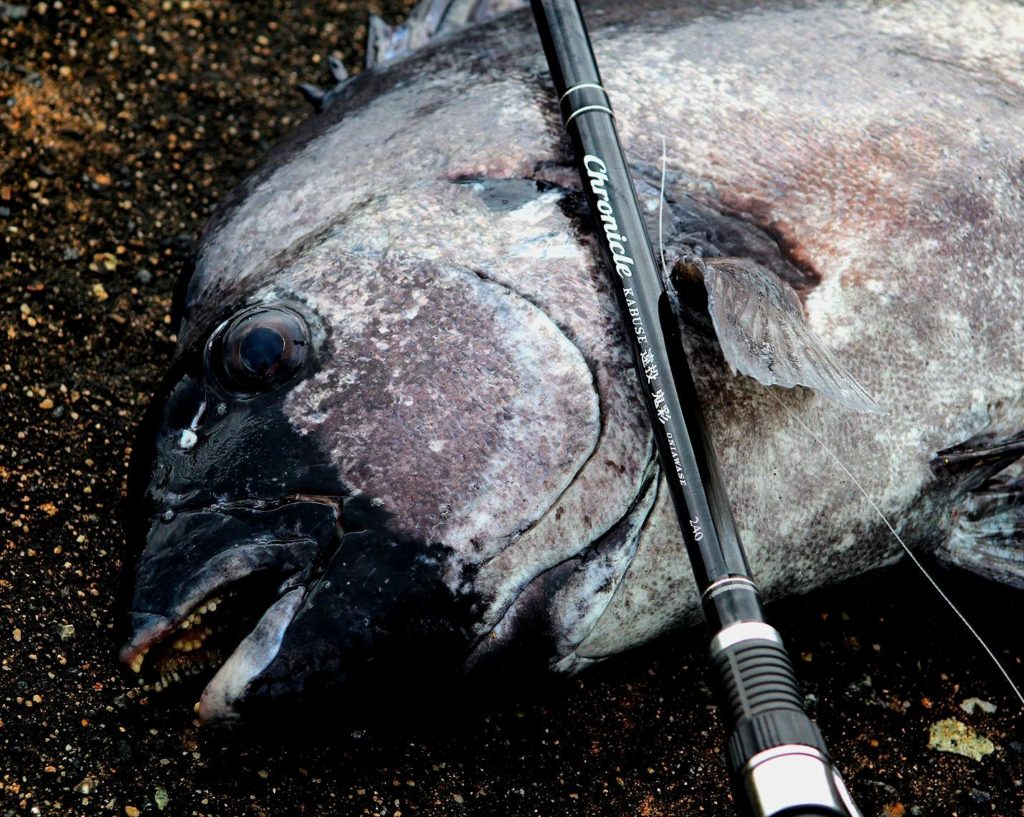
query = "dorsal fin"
xmin=366 ymin=0 xmax=528 ymax=68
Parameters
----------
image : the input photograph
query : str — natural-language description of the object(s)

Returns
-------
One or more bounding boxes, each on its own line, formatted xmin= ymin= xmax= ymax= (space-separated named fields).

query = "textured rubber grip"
xmin=710 ymin=638 xmax=828 ymax=774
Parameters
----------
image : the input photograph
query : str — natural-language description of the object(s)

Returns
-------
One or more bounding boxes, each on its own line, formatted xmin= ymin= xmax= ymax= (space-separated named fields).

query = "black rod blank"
xmin=529 ymin=2 xmax=862 ymax=815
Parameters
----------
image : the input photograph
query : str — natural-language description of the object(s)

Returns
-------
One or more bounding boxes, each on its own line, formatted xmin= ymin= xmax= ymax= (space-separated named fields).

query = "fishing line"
xmin=766 ymin=388 xmax=1024 ymax=709
xmin=653 ymin=140 xmax=1024 ymax=708
xmin=657 ymin=136 xmax=670 ymax=281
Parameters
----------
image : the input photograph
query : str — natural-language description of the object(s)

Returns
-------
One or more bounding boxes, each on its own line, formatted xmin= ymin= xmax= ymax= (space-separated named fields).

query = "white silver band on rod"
xmin=560 ymin=81 xmax=613 ymax=128
xmin=742 ymin=746 xmax=864 ymax=817
xmin=710 ymin=621 xmax=783 ymax=655
xmin=702 ymin=575 xmax=758 ymax=602
xmin=559 ymin=81 xmax=608 ymax=102
xmin=564 ymin=104 xmax=614 ymax=126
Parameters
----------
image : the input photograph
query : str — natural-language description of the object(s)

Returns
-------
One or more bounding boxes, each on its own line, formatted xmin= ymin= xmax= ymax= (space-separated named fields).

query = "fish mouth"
xmin=119 ymin=565 xmax=304 ymax=720
xmin=119 ymin=496 xmax=342 ymax=722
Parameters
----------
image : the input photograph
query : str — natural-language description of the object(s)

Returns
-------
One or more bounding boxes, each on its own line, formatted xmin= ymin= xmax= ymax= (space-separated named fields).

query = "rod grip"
xmin=710 ymin=638 xmax=827 ymax=773
xmin=709 ymin=623 xmax=860 ymax=817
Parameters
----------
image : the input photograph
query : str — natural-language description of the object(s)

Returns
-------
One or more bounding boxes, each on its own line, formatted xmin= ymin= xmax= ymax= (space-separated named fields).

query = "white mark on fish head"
xmin=178 ymin=400 xmax=206 ymax=451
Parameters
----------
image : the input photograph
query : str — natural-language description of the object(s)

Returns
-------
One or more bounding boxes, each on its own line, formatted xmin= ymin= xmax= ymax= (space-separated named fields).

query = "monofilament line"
xmin=657 ymin=136 xmax=669 ymax=278
xmin=767 ymin=388 xmax=1024 ymax=708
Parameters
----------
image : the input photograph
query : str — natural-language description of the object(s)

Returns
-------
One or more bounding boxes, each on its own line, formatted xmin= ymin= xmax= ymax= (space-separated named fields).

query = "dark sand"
xmin=2 ymin=2 xmax=1023 ymax=815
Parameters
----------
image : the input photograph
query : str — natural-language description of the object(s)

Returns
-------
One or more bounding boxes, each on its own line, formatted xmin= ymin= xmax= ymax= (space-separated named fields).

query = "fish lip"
xmin=118 ymin=541 xmax=308 ymax=666
xmin=119 ymin=494 xmax=345 ymax=694
xmin=118 ymin=612 xmax=176 ymax=666
xmin=197 ymin=586 xmax=306 ymax=723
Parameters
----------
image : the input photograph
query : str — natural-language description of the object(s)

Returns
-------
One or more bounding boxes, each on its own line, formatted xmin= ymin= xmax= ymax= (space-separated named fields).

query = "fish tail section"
xmin=933 ymin=410 xmax=1024 ymax=587
xmin=941 ymin=474 xmax=1024 ymax=588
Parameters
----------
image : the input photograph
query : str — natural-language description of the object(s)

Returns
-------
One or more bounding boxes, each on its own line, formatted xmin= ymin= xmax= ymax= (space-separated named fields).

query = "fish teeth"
xmin=194 ymin=595 xmax=222 ymax=617
xmin=129 ymin=646 xmax=149 ymax=674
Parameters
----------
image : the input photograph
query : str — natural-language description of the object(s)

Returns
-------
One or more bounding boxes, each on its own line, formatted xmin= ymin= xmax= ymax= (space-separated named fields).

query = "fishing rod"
xmin=529 ymin=2 xmax=862 ymax=815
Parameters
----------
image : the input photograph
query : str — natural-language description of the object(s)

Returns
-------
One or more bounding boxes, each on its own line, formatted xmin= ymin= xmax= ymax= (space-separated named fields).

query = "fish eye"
xmin=214 ymin=305 xmax=310 ymax=393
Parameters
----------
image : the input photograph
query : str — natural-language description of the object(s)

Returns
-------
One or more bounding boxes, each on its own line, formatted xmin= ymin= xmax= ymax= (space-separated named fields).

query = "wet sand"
xmin=2 ymin=2 xmax=1023 ymax=815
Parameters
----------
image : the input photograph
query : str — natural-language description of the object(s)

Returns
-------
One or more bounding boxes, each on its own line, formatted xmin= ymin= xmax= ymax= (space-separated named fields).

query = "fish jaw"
xmin=121 ymin=492 xmax=481 ymax=724
xmin=198 ymin=587 xmax=305 ymax=722
xmin=121 ymin=346 xmax=482 ymax=722
xmin=119 ymin=502 xmax=341 ymax=704
xmin=191 ymin=528 xmax=475 ymax=725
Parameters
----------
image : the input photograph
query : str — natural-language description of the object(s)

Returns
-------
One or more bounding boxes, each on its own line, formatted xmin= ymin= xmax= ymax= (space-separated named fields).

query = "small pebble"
xmin=74 ymin=776 xmax=96 ymax=794
xmin=960 ymin=697 xmax=997 ymax=715
xmin=928 ymin=718 xmax=995 ymax=762
xmin=1 ymin=4 xmax=29 ymax=21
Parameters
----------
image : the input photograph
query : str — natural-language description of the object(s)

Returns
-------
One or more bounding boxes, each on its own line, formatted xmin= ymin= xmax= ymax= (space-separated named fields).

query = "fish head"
xmin=120 ymin=296 xmax=355 ymax=721
xmin=121 ymin=245 xmax=603 ymax=724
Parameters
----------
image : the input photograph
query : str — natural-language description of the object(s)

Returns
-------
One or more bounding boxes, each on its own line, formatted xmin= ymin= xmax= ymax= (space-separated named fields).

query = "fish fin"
xmin=366 ymin=13 xmax=398 ymax=68
xmin=932 ymin=417 xmax=1024 ymax=488
xmin=298 ymin=54 xmax=351 ymax=112
xmin=327 ymin=54 xmax=349 ymax=84
xmin=365 ymin=0 xmax=527 ymax=67
xmin=939 ymin=473 xmax=1024 ymax=589
xmin=630 ymin=166 xmax=879 ymax=412
xmin=296 ymin=82 xmax=328 ymax=111
xmin=932 ymin=407 xmax=1024 ymax=586
xmin=685 ymin=254 xmax=885 ymax=414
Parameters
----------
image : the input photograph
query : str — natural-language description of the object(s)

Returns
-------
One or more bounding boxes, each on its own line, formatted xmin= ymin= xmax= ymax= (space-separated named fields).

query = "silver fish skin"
xmin=122 ymin=0 xmax=1024 ymax=722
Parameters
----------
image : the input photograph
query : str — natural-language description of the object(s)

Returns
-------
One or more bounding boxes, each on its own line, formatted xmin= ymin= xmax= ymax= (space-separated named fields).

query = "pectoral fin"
xmin=684 ymin=255 xmax=884 ymax=414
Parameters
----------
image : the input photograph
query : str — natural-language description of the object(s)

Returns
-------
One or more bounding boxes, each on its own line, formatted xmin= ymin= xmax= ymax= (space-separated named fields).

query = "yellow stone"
xmin=928 ymin=718 xmax=995 ymax=761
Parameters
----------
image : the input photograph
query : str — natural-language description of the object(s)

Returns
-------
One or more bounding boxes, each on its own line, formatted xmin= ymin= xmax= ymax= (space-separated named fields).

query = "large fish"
xmin=121 ymin=0 xmax=1024 ymax=723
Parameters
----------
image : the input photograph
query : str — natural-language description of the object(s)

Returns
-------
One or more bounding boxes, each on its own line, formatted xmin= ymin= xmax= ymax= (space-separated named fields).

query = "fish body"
xmin=122 ymin=0 xmax=1024 ymax=721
